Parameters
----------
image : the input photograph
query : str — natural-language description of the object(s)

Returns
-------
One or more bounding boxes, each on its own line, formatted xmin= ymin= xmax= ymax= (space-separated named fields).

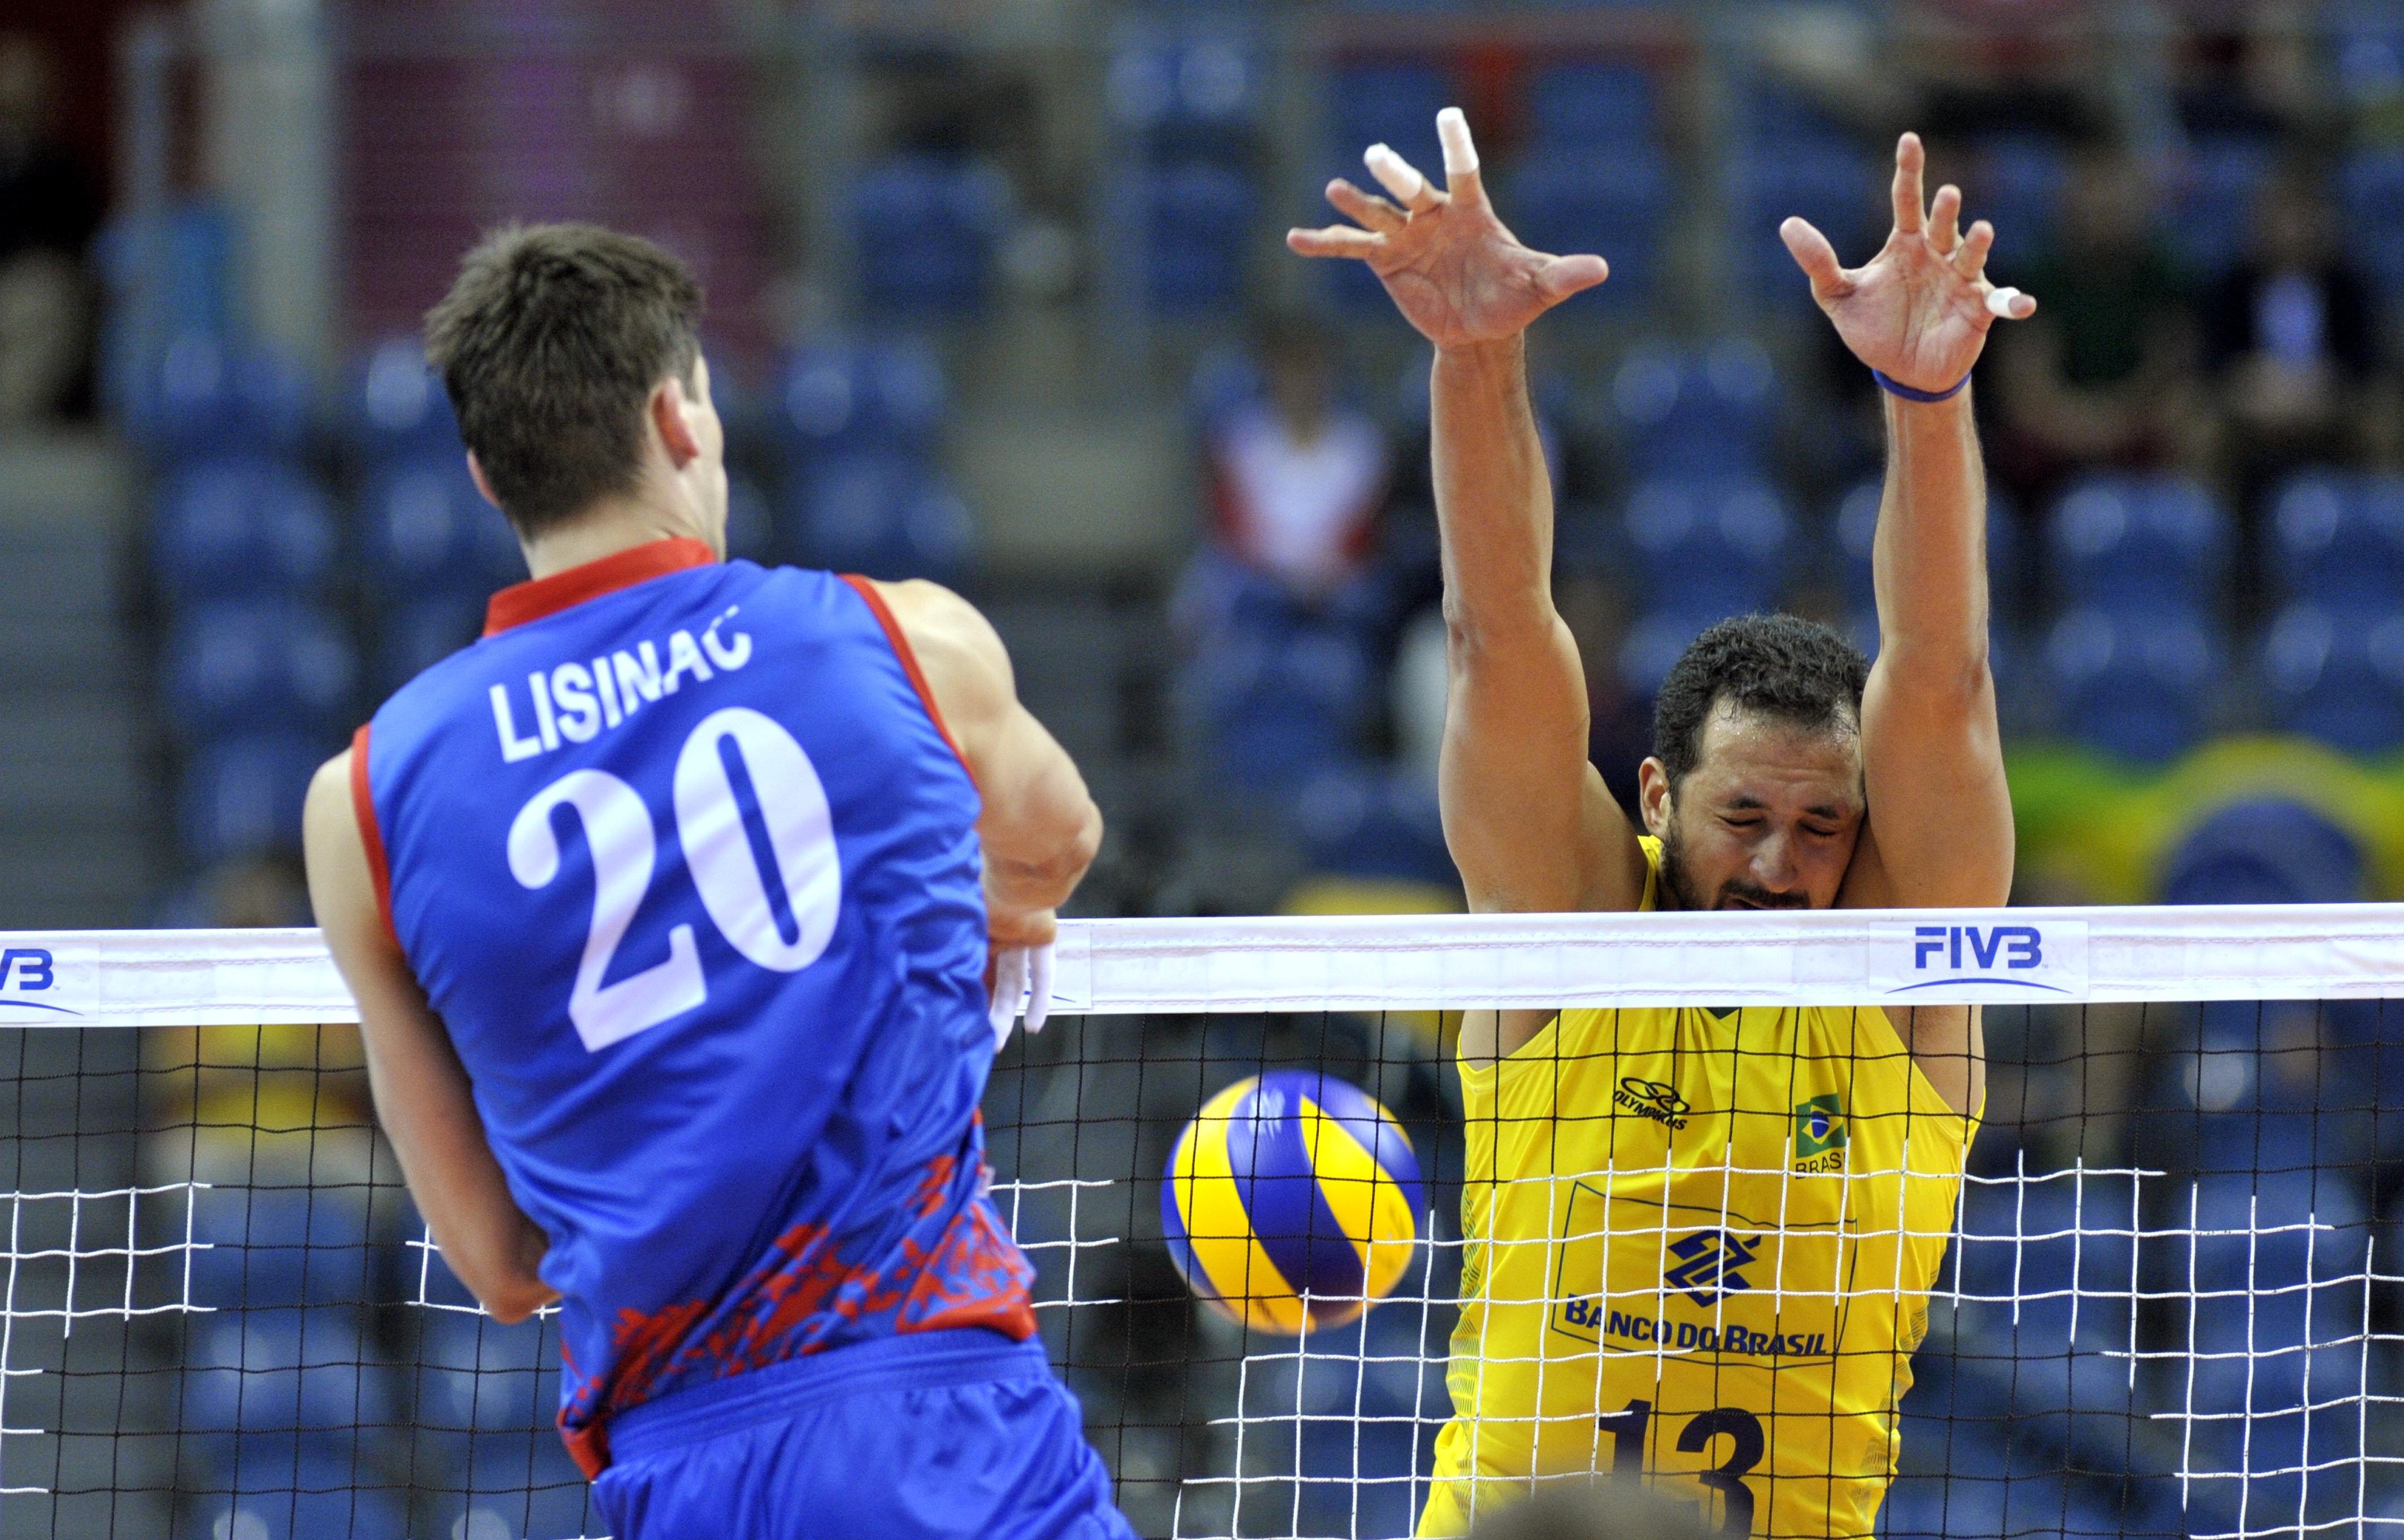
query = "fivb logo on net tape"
xmin=0 ymin=936 xmax=93 ymax=1023
xmin=1869 ymin=918 xmax=2090 ymax=1001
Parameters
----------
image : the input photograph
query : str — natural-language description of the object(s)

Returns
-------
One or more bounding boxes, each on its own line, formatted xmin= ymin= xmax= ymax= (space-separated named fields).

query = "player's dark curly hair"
xmin=1653 ymin=613 xmax=1870 ymax=785
xmin=424 ymin=223 xmax=703 ymax=537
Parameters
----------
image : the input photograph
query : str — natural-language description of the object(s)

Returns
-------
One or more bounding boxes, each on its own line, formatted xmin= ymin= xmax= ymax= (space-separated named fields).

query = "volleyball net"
xmin=3 ymin=910 xmax=2403 ymax=1539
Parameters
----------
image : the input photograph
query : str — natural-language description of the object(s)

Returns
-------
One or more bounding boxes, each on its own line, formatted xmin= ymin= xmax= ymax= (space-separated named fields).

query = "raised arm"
xmin=1778 ymin=134 xmax=2033 ymax=1118
xmin=1782 ymin=133 xmax=2027 ymax=911
xmin=1289 ymin=110 xmax=1643 ymax=917
xmin=303 ymin=754 xmax=556 ymax=1323
xmin=866 ymin=579 xmax=1103 ymax=949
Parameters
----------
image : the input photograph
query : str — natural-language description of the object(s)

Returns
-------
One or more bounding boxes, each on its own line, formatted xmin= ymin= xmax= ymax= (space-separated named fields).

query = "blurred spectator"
xmin=0 ymin=34 xmax=98 ymax=426
xmin=2202 ymin=169 xmax=2389 ymax=508
xmin=1994 ymin=143 xmax=2206 ymax=497
xmin=2171 ymin=3 xmax=2325 ymax=138
xmin=1204 ymin=314 xmax=1391 ymax=603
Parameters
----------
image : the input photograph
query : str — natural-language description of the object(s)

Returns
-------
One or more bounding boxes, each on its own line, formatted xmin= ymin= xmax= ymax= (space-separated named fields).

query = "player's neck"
xmin=519 ymin=496 xmax=718 ymax=582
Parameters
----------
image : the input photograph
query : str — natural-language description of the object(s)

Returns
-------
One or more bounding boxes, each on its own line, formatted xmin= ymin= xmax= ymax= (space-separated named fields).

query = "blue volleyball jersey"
xmin=352 ymin=538 xmax=1035 ymax=1478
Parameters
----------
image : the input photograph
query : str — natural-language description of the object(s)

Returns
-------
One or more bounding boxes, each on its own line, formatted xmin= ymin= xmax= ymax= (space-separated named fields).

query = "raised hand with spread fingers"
xmin=1287 ymin=108 xmax=1609 ymax=346
xmin=1781 ymin=132 xmax=2037 ymax=396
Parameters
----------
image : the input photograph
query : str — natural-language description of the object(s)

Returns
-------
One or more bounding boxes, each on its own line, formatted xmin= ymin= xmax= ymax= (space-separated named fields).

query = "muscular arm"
xmin=1840 ymin=390 xmax=2014 ymax=912
xmin=302 ymin=755 xmax=556 ymax=1324
xmin=866 ymin=579 xmax=1103 ymax=946
xmin=1433 ymin=339 xmax=1647 ymax=918
xmin=1782 ymin=133 xmax=2031 ymax=1116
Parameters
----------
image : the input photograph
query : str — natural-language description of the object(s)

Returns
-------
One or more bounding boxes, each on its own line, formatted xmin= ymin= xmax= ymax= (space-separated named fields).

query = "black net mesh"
xmin=2 ymin=996 xmax=2400 ymax=1539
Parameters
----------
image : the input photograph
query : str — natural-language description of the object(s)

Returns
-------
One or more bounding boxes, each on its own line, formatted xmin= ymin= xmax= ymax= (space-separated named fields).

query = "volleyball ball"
xmin=1160 ymin=1070 xmax=1425 ymax=1334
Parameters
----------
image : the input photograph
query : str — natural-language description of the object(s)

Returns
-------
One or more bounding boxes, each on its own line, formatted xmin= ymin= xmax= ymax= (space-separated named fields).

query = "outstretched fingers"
xmin=1326 ymin=178 xmax=1406 ymax=235
xmin=1891 ymin=132 xmax=1926 ymax=235
xmin=1954 ymin=219 xmax=1996 ymax=278
xmin=1365 ymin=142 xmax=1441 ymax=213
xmin=1287 ymin=224 xmax=1383 ymax=261
xmin=1435 ymin=106 xmax=1487 ymax=207
xmin=1930 ymin=184 xmax=1963 ymax=256
xmin=1780 ymin=216 xmax=1849 ymax=303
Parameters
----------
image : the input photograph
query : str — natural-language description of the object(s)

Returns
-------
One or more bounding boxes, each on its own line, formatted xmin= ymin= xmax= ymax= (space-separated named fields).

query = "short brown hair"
xmin=424 ymin=223 xmax=703 ymax=536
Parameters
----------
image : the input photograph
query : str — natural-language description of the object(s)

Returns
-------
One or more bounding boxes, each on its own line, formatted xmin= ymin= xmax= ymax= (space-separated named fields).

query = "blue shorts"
xmin=590 ymin=1329 xmax=1136 ymax=1540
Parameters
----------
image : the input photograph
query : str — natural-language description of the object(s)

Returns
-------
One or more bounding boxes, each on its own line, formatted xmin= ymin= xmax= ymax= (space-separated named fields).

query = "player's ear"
xmin=651 ymin=376 xmax=702 ymax=468
xmin=1637 ymin=757 xmax=1674 ymax=837
xmin=464 ymin=451 xmax=504 ymax=513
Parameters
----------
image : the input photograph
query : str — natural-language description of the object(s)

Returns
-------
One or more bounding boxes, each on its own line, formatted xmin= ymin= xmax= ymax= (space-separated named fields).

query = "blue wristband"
xmin=1870 ymin=367 xmax=1970 ymax=403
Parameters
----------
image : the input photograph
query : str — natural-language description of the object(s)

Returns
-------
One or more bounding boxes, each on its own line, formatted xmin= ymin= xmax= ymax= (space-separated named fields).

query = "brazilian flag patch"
xmin=1794 ymin=1093 xmax=1848 ymax=1158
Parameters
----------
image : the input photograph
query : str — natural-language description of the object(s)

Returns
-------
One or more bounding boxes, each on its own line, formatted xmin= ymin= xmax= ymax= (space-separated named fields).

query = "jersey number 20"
xmin=507 ymin=706 xmax=842 ymax=1051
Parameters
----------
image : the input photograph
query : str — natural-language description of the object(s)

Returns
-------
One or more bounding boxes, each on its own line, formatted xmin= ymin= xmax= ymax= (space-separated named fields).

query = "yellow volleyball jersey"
xmin=1421 ymin=837 xmax=1979 ymax=1539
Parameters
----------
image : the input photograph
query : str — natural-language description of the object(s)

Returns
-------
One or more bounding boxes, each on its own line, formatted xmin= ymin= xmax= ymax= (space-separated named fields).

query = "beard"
xmin=1658 ymin=821 xmax=1811 ymax=911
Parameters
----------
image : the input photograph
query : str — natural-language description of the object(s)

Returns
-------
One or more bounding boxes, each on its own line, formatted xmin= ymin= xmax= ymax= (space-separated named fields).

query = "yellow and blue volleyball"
xmin=1160 ymin=1070 xmax=1424 ymax=1334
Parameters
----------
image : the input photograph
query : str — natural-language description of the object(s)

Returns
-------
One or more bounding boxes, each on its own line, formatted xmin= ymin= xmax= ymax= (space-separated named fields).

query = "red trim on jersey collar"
xmin=484 ymin=538 xmax=718 ymax=636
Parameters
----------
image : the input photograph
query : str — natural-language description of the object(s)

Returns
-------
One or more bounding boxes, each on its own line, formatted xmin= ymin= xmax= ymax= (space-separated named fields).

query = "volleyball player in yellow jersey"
xmin=1291 ymin=112 xmax=2036 ymax=1537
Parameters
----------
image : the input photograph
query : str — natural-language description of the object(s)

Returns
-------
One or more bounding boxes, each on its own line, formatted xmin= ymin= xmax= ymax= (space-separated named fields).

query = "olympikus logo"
xmin=1613 ymin=1077 xmax=1689 ymax=1130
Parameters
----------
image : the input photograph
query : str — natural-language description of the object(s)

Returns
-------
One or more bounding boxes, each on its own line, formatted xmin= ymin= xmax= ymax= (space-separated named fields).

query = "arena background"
xmin=7 ymin=1 xmax=2404 ymax=1536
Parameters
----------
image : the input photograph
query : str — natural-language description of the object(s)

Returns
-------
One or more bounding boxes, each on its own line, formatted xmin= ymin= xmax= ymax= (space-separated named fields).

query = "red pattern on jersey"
xmin=554 ymin=1147 xmax=1036 ymax=1478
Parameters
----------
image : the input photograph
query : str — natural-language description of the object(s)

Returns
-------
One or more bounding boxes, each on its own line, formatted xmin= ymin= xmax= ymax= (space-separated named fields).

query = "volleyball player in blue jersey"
xmin=302 ymin=224 xmax=1130 ymax=1539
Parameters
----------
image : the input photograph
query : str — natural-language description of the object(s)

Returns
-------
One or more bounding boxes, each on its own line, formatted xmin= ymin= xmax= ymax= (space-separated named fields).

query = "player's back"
xmin=355 ymin=539 xmax=1032 ymax=1472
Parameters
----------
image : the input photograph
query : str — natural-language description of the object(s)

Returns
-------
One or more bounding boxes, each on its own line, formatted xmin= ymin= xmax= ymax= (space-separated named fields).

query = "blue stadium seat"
xmin=129 ymin=332 xmax=313 ymax=461
xmin=774 ymin=338 xmax=948 ymax=461
xmin=1182 ymin=582 xmax=1374 ymax=792
xmin=1833 ymin=479 xmax=2022 ymax=620
xmin=2045 ymin=475 xmax=2229 ymax=608
xmin=188 ymin=1183 xmax=381 ymax=1312
xmin=153 ymin=460 xmax=339 ymax=605
xmin=414 ymin=1437 xmax=594 ymax=1540
xmin=1967 ymin=133 xmax=2068 ymax=257
xmin=1620 ymin=601 xmax=1743 ymax=699
xmin=1506 ymin=150 xmax=1670 ymax=303
xmin=375 ymin=596 xmax=486 ymax=696
xmin=1327 ymin=62 xmax=1451 ymax=176
xmin=180 ymin=1307 xmax=394 ymax=1437
xmin=2270 ymin=472 xmax=2404 ymax=611
xmin=1525 ymin=64 xmax=1654 ymax=149
xmin=2166 ymin=1171 xmax=2371 ymax=1535
xmin=2044 ymin=604 xmax=2220 ymax=764
xmin=359 ymin=457 xmax=520 ymax=601
xmin=2338 ymin=149 xmax=2404 ymax=305
xmin=852 ymin=158 xmax=1007 ymax=316
xmin=1106 ymin=37 xmax=1258 ymax=157
xmin=415 ymin=1311 xmax=549 ymax=1436
xmin=725 ymin=469 xmax=776 ymax=565
xmin=347 ymin=337 xmax=461 ymax=463
xmin=1121 ymin=161 xmax=1255 ymax=310
xmin=95 ymin=201 xmax=239 ymax=421
xmin=2171 ymin=136 xmax=2276 ymax=281
xmin=163 ymin=602 xmax=355 ymax=743
xmin=177 ymin=732 xmax=326 ymax=862
xmin=1620 ymin=473 xmax=1791 ymax=616
xmin=779 ymin=456 xmax=974 ymax=583
xmin=1731 ymin=94 xmax=1880 ymax=304
xmin=1288 ymin=764 xmax=1452 ymax=885
xmin=2163 ymin=800 xmax=2366 ymax=907
xmin=2261 ymin=604 xmax=2404 ymax=755
xmin=194 ymin=1438 xmax=411 ymax=1540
